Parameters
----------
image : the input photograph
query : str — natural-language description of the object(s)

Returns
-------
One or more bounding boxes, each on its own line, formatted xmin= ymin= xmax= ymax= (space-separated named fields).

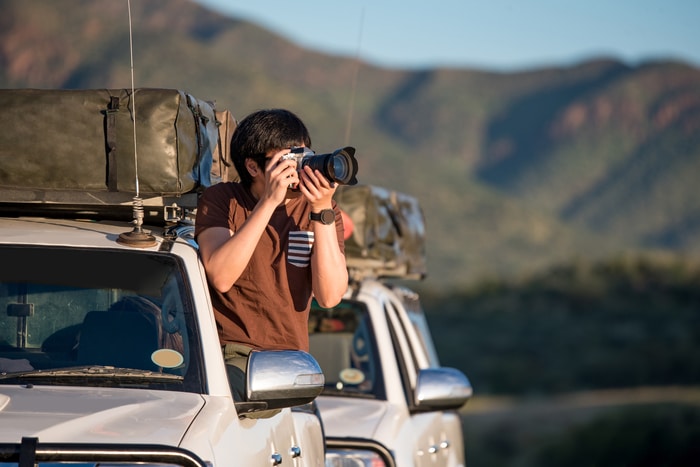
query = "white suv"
xmin=308 ymin=185 xmax=472 ymax=467
xmin=309 ymin=279 xmax=471 ymax=467
xmin=0 ymin=213 xmax=325 ymax=467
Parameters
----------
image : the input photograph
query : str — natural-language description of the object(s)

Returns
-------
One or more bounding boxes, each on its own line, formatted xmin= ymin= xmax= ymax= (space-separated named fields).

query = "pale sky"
xmin=194 ymin=0 xmax=699 ymax=71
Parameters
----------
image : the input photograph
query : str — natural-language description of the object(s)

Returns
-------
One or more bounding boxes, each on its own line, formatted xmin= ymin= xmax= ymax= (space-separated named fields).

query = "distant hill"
xmin=2 ymin=0 xmax=699 ymax=291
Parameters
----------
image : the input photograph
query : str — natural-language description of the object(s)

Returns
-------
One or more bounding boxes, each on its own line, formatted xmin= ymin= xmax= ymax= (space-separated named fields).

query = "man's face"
xmin=261 ymin=147 xmax=306 ymax=198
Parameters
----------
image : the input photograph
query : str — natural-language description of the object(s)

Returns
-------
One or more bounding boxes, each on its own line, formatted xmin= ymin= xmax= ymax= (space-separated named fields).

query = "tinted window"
xmin=0 ymin=246 xmax=204 ymax=393
xmin=309 ymin=299 xmax=385 ymax=399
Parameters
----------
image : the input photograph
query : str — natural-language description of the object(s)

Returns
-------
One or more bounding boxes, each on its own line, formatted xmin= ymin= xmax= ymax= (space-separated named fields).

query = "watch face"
xmin=321 ymin=209 xmax=335 ymax=224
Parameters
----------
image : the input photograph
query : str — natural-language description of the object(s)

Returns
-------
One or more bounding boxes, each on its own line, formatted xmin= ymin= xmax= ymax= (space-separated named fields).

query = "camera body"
xmin=282 ymin=146 xmax=358 ymax=186
xmin=281 ymin=150 xmax=307 ymax=164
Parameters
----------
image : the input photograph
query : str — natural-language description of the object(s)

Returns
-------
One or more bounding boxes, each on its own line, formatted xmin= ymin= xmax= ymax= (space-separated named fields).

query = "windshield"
xmin=309 ymin=299 xmax=385 ymax=399
xmin=0 ymin=245 xmax=204 ymax=392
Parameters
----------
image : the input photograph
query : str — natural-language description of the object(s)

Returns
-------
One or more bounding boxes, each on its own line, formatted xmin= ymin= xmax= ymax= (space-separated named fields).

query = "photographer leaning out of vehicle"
xmin=195 ymin=108 xmax=350 ymax=413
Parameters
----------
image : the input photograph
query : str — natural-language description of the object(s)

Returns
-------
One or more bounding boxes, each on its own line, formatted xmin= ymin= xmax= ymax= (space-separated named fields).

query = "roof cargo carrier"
xmin=334 ymin=184 xmax=427 ymax=281
xmin=0 ymin=88 xmax=238 ymax=224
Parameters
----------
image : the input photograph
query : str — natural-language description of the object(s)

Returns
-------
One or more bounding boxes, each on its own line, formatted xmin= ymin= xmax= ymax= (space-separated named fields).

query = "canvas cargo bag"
xmin=0 ymin=88 xmax=221 ymax=203
xmin=334 ymin=184 xmax=427 ymax=280
xmin=212 ymin=109 xmax=239 ymax=184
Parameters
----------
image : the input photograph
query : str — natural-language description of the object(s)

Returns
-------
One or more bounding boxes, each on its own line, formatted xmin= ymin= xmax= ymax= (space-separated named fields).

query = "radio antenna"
xmin=128 ymin=0 xmax=140 ymax=199
xmin=118 ymin=0 xmax=156 ymax=247
xmin=344 ymin=7 xmax=364 ymax=146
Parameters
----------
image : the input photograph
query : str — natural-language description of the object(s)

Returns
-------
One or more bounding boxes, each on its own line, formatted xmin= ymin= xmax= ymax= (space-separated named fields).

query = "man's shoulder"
xmin=203 ymin=181 xmax=236 ymax=194
xmin=200 ymin=182 xmax=248 ymax=202
xmin=195 ymin=183 xmax=248 ymax=236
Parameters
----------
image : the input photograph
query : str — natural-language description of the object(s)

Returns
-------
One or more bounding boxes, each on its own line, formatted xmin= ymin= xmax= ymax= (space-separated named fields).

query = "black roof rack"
xmin=0 ymin=201 xmax=194 ymax=226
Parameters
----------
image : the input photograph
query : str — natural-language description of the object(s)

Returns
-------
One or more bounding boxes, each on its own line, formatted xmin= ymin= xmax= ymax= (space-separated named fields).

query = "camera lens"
xmin=303 ymin=147 xmax=358 ymax=185
xmin=331 ymin=153 xmax=351 ymax=182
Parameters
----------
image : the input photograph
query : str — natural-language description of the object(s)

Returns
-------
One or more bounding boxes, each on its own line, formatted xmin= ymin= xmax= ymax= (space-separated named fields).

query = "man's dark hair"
xmin=230 ymin=109 xmax=312 ymax=187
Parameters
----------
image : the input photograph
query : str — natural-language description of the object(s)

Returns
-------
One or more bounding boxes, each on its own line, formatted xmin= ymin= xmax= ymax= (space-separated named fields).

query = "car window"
xmin=384 ymin=296 xmax=420 ymax=391
xmin=389 ymin=285 xmax=441 ymax=368
xmin=0 ymin=245 xmax=204 ymax=393
xmin=407 ymin=309 xmax=441 ymax=368
xmin=308 ymin=299 xmax=385 ymax=399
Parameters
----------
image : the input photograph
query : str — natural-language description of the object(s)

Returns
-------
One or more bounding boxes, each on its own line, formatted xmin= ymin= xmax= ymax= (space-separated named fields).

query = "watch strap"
xmin=309 ymin=209 xmax=335 ymax=225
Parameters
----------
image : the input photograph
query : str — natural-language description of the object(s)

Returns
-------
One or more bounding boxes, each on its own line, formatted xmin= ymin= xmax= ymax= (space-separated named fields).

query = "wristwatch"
xmin=309 ymin=209 xmax=335 ymax=225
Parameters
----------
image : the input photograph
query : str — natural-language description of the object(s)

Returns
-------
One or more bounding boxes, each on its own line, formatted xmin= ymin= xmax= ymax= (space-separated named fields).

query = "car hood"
xmin=315 ymin=396 xmax=390 ymax=439
xmin=0 ymin=385 xmax=204 ymax=444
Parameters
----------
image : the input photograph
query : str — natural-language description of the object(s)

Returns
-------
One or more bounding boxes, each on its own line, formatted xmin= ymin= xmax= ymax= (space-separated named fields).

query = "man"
xmin=195 ymin=108 xmax=348 ymax=402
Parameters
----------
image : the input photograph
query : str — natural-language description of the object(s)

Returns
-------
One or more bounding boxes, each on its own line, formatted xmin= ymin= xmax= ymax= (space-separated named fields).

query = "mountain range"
xmin=2 ymin=0 xmax=699 ymax=290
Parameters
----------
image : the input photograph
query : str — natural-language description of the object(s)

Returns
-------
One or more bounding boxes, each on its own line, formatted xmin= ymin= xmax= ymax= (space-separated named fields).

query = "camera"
xmin=282 ymin=146 xmax=358 ymax=186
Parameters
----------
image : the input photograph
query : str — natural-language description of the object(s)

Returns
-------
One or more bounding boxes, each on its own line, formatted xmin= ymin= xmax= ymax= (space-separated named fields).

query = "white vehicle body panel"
xmin=0 ymin=386 xmax=203 ymax=444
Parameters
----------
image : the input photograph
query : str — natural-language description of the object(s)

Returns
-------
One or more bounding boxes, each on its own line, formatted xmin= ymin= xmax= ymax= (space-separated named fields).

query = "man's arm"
xmin=299 ymin=166 xmax=348 ymax=308
xmin=197 ymin=200 xmax=277 ymax=294
xmin=198 ymin=152 xmax=299 ymax=293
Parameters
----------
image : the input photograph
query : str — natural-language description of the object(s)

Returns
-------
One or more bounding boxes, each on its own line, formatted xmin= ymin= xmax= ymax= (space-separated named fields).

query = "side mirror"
xmin=243 ymin=350 xmax=324 ymax=411
xmin=414 ymin=367 xmax=473 ymax=412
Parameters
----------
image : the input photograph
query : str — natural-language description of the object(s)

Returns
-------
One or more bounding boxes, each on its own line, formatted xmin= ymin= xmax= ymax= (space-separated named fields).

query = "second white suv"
xmin=308 ymin=185 xmax=472 ymax=467
xmin=309 ymin=279 xmax=471 ymax=467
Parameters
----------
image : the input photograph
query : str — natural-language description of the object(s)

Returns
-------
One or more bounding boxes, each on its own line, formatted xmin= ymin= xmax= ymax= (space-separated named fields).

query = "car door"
xmin=403 ymin=295 xmax=466 ymax=467
xmin=390 ymin=287 xmax=467 ymax=467
xmin=383 ymin=291 xmax=459 ymax=467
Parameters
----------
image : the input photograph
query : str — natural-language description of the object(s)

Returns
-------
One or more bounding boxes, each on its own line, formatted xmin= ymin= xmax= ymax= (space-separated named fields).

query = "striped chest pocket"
xmin=288 ymin=231 xmax=315 ymax=268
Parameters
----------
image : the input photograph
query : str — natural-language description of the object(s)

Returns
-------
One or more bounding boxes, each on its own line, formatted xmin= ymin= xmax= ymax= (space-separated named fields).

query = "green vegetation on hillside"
xmin=420 ymin=253 xmax=700 ymax=395
xmin=535 ymin=404 xmax=700 ymax=467
xmin=464 ymin=401 xmax=700 ymax=467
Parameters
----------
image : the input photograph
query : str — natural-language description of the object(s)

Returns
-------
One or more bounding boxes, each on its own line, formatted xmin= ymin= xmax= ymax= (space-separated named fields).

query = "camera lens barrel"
xmin=302 ymin=146 xmax=358 ymax=185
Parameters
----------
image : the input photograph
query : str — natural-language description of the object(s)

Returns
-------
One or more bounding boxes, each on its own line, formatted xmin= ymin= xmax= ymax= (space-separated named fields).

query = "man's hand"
xmin=299 ymin=165 xmax=337 ymax=211
xmin=263 ymin=150 xmax=300 ymax=205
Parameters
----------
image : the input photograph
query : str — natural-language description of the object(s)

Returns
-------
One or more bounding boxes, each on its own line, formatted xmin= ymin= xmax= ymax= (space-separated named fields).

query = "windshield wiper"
xmin=0 ymin=365 xmax=183 ymax=382
xmin=321 ymin=385 xmax=375 ymax=398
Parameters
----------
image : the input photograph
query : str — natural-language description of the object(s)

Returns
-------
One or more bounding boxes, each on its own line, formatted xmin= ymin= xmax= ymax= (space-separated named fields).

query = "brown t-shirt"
xmin=195 ymin=182 xmax=345 ymax=352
